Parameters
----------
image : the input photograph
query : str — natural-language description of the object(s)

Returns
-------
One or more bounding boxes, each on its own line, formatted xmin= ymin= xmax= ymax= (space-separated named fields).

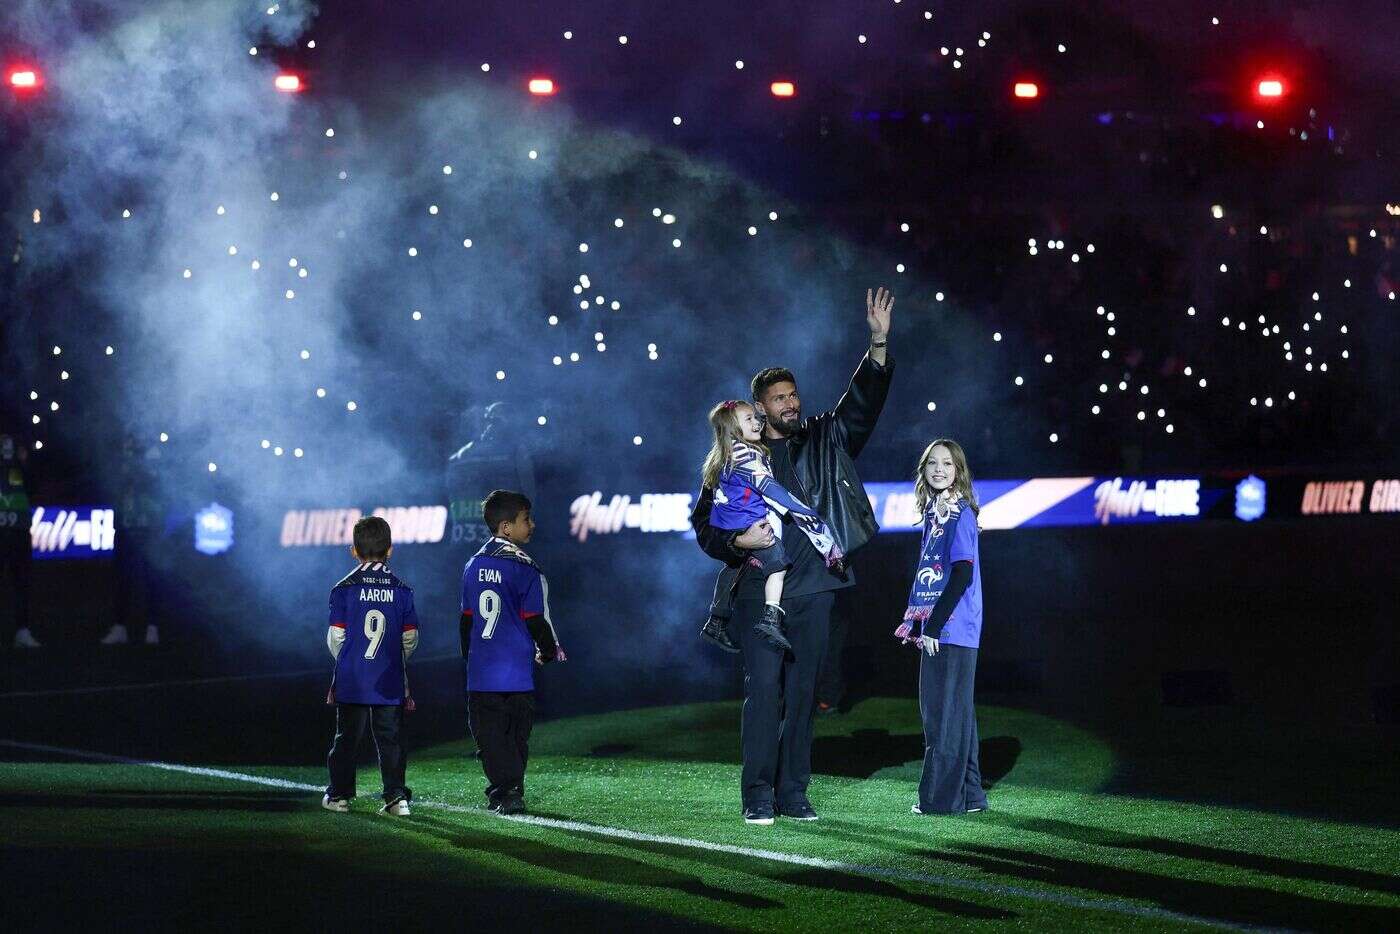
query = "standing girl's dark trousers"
xmin=917 ymin=644 xmax=986 ymax=813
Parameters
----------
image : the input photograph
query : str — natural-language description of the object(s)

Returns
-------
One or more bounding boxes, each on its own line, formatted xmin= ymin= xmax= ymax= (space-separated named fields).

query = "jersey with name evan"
xmin=329 ymin=562 xmax=419 ymax=705
xmin=461 ymin=538 xmax=554 ymax=692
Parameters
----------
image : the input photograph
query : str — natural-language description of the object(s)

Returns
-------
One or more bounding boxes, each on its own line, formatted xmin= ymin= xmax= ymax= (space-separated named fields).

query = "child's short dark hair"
xmin=751 ymin=366 xmax=797 ymax=402
xmin=483 ymin=490 xmax=532 ymax=533
xmin=352 ymin=515 xmax=392 ymax=560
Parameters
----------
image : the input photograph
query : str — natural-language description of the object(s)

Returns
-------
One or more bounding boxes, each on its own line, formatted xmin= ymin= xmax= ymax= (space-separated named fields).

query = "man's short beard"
xmin=770 ymin=412 xmax=801 ymax=435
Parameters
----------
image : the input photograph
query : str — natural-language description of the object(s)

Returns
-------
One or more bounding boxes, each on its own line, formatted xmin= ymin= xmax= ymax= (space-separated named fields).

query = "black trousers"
xmin=917 ymin=644 xmax=987 ymax=813
xmin=736 ymin=590 xmax=834 ymax=809
xmin=326 ymin=703 xmax=409 ymax=803
xmin=468 ymin=690 xmax=535 ymax=804
xmin=115 ymin=532 xmax=153 ymax=630
xmin=815 ymin=590 xmax=853 ymax=707
xmin=0 ymin=532 xmax=31 ymax=641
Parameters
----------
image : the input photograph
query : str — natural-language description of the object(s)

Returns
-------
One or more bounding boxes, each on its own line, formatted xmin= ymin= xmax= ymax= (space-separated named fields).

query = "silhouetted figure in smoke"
xmin=1 ymin=432 xmax=38 ymax=649
xmin=446 ymin=402 xmax=536 ymax=550
xmin=815 ymin=589 xmax=856 ymax=714
xmin=100 ymin=436 xmax=163 ymax=645
xmin=690 ymin=287 xmax=895 ymax=825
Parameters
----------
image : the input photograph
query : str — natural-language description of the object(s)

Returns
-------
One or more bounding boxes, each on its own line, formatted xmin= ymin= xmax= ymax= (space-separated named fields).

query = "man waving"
xmin=691 ymin=287 xmax=895 ymax=825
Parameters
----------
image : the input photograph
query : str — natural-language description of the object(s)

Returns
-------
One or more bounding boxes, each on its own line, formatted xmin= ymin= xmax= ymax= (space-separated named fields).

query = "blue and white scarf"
xmin=895 ymin=491 xmax=964 ymax=638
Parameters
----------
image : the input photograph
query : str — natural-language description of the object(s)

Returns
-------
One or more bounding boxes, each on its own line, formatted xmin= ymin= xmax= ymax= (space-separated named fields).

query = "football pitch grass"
xmin=4 ymin=698 xmax=1398 ymax=931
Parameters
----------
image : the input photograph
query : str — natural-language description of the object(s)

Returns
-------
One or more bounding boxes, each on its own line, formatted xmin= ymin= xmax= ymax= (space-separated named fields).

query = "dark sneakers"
xmin=700 ymin=616 xmax=740 ymax=653
xmin=753 ymin=603 xmax=792 ymax=651
xmin=777 ymin=800 xmax=819 ymax=821
xmin=743 ymin=802 xmax=775 ymax=825
xmin=499 ymin=796 xmax=526 ymax=816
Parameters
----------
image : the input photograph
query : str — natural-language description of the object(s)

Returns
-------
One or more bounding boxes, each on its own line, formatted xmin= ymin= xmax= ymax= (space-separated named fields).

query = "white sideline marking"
xmin=0 ymin=739 xmax=1264 ymax=931
xmin=0 ymin=654 xmax=458 ymax=700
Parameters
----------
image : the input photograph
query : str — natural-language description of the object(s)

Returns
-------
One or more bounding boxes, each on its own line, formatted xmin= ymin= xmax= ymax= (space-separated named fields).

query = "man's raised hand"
xmin=866 ymin=286 xmax=893 ymax=340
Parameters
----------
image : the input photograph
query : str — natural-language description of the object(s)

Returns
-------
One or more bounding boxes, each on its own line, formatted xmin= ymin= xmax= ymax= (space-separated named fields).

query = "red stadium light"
xmin=7 ymin=67 xmax=41 ymax=91
xmin=770 ymin=81 xmax=796 ymax=98
xmin=1013 ymin=81 xmax=1040 ymax=99
xmin=1255 ymin=77 xmax=1286 ymax=100
xmin=274 ymin=73 xmax=303 ymax=93
xmin=528 ymin=78 xmax=556 ymax=96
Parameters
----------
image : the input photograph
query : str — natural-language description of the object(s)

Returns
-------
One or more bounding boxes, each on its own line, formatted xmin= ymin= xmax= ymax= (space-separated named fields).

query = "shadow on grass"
xmin=979 ymin=736 xmax=1022 ymax=787
xmin=2 ymin=789 xmax=304 ymax=812
xmin=812 ymin=728 xmax=920 ymax=778
xmin=13 ymin=841 xmax=718 ymax=932
xmin=408 ymin=813 xmax=777 ymax=910
xmin=589 ymin=743 xmax=636 ymax=757
xmin=809 ymin=814 xmax=983 ymax=856
xmin=811 ymin=729 xmax=1021 ymax=786
xmin=980 ymin=811 xmax=1400 ymax=897
xmin=923 ymin=842 xmax=1400 ymax=930
xmin=549 ymin=825 xmax=1015 ymax=921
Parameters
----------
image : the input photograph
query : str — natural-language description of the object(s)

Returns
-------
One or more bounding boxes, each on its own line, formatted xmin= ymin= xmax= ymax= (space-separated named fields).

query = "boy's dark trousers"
xmin=326 ymin=703 xmax=409 ymax=803
xmin=917 ymin=644 xmax=987 ymax=813
xmin=468 ymin=690 xmax=535 ymax=805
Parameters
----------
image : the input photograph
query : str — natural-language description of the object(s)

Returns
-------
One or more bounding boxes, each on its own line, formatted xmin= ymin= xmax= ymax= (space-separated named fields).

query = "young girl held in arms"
xmin=700 ymin=400 xmax=843 ymax=652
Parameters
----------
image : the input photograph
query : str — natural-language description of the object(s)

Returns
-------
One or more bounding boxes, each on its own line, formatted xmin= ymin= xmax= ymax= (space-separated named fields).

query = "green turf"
xmin=4 ymin=699 xmax=1398 ymax=931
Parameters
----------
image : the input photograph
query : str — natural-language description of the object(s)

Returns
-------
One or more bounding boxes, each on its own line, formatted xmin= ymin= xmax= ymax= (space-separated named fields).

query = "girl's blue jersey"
xmin=712 ymin=441 xmax=821 ymax=530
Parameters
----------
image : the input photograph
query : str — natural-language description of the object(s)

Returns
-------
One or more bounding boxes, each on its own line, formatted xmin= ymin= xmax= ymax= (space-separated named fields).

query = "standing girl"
xmin=895 ymin=439 xmax=987 ymax=815
xmin=700 ymin=400 xmax=844 ymax=652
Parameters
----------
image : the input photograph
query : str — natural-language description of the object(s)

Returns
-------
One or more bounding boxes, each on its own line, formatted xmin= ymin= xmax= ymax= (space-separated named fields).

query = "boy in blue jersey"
xmin=460 ymin=490 xmax=564 ymax=816
xmin=323 ymin=516 xmax=420 ymax=815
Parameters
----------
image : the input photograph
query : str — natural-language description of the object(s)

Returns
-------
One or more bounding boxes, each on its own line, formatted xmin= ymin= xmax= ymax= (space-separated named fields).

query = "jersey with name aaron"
xmin=329 ymin=562 xmax=419 ymax=705
xmin=460 ymin=538 xmax=557 ymax=692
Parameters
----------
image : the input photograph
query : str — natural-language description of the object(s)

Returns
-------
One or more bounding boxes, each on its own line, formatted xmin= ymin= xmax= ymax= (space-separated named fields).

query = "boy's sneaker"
xmin=700 ymin=616 xmax=740 ymax=653
xmin=13 ymin=627 xmax=41 ymax=649
xmin=743 ymin=803 xmax=775 ymax=825
xmin=498 ymin=796 xmax=525 ymax=816
xmin=379 ymin=796 xmax=411 ymax=816
xmin=753 ymin=604 xmax=792 ymax=652
xmin=321 ymin=794 xmax=350 ymax=813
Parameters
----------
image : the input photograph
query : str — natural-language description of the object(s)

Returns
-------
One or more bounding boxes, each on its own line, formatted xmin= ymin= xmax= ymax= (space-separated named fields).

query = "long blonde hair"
xmin=701 ymin=401 xmax=767 ymax=490
xmin=914 ymin=439 xmax=980 ymax=516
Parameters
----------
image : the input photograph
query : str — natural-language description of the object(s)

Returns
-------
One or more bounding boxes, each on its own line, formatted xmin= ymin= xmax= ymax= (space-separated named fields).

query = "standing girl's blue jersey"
xmin=329 ymin=562 xmax=419 ymax=705
xmin=904 ymin=497 xmax=983 ymax=647
xmin=460 ymin=538 xmax=561 ymax=692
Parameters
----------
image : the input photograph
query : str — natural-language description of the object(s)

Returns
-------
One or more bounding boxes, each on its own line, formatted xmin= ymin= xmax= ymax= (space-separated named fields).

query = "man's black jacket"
xmin=690 ymin=351 xmax=894 ymax=568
